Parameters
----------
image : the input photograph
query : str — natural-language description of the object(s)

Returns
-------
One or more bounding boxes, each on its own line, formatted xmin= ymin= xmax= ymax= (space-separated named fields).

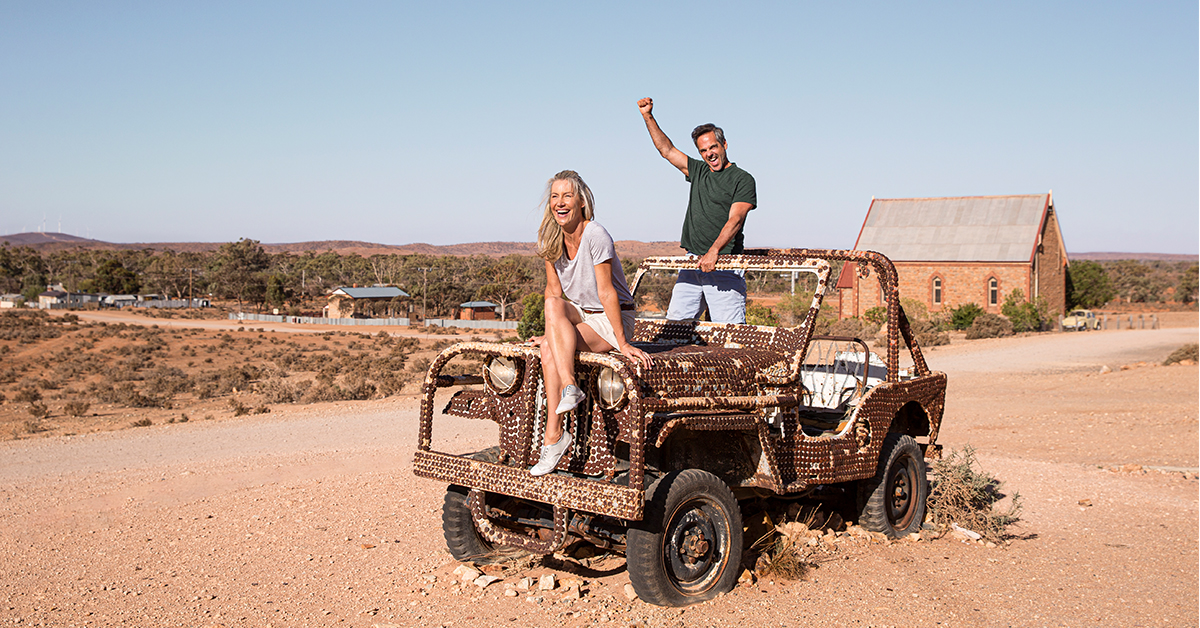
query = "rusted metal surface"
xmin=413 ymin=249 xmax=947 ymax=553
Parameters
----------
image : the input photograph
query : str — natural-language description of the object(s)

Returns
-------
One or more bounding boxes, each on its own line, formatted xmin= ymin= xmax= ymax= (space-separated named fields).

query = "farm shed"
xmin=836 ymin=193 xmax=1068 ymax=318
xmin=325 ymin=286 xmax=409 ymax=319
xmin=458 ymin=301 xmax=498 ymax=321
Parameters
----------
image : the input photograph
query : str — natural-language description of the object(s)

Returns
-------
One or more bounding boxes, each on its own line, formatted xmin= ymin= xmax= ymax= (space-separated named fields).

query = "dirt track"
xmin=0 ymin=327 xmax=1196 ymax=627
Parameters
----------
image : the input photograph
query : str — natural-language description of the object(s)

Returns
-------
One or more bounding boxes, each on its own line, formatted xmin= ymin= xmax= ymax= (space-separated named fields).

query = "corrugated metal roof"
xmin=331 ymin=286 xmax=409 ymax=299
xmin=854 ymin=194 xmax=1050 ymax=262
xmin=459 ymin=301 xmax=498 ymax=308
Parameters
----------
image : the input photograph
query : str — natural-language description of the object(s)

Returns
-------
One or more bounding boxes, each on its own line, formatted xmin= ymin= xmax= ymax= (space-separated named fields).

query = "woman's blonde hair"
xmin=536 ymin=170 xmax=596 ymax=262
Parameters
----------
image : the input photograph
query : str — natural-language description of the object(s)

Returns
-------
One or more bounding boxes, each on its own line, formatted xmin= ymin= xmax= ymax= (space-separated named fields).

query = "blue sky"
xmin=1 ymin=1 xmax=1197 ymax=254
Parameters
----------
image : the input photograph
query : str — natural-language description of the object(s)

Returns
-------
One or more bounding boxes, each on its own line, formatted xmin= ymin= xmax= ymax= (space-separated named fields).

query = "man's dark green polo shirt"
xmin=681 ymin=156 xmax=757 ymax=255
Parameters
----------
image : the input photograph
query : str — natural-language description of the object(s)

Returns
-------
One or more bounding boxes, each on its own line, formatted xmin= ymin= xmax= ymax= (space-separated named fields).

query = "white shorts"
xmin=568 ymin=301 xmax=635 ymax=351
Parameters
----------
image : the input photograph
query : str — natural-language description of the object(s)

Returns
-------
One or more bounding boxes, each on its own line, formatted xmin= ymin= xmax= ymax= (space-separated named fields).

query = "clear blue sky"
xmin=2 ymin=1 xmax=1196 ymax=254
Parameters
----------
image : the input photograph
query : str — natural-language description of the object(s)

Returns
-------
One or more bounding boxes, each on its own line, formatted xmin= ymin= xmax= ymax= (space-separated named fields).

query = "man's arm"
xmin=698 ymin=202 xmax=754 ymax=272
xmin=637 ymin=98 xmax=688 ymax=176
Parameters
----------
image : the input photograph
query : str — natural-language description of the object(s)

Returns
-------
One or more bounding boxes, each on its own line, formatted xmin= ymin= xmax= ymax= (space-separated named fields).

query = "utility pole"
xmin=185 ymin=268 xmax=200 ymax=307
xmin=419 ymin=267 xmax=431 ymax=321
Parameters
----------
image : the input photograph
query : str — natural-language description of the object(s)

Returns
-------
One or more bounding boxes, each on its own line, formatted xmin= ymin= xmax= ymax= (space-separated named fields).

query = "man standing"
xmin=637 ymin=97 xmax=756 ymax=323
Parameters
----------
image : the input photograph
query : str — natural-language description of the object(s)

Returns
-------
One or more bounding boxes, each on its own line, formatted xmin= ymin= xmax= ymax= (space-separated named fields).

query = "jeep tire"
xmin=627 ymin=469 xmax=743 ymax=606
xmin=857 ymin=433 xmax=928 ymax=538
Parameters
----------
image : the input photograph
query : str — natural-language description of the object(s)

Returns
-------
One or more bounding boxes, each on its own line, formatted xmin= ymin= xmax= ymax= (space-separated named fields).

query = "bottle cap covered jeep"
xmin=413 ymin=249 xmax=947 ymax=606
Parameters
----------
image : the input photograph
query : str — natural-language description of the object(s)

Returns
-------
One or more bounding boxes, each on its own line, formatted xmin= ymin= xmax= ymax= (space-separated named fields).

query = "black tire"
xmin=857 ymin=433 xmax=928 ymax=538
xmin=441 ymin=447 xmax=510 ymax=565
xmin=627 ymin=470 xmax=743 ymax=607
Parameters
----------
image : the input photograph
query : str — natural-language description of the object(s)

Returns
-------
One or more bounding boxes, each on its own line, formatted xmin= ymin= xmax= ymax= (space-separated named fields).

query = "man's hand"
xmin=637 ymin=97 xmax=653 ymax=117
xmin=698 ymin=250 xmax=719 ymax=273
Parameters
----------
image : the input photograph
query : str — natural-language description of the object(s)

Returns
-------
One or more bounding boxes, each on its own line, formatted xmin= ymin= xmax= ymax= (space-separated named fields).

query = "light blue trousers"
xmin=666 ymin=269 xmax=747 ymax=324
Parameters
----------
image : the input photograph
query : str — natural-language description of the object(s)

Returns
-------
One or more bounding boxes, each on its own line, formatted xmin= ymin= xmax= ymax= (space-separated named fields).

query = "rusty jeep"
xmin=413 ymin=249 xmax=947 ymax=606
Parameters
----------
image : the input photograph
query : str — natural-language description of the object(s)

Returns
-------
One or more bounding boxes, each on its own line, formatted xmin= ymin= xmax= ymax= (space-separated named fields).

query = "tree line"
xmin=0 ymin=239 xmax=551 ymax=318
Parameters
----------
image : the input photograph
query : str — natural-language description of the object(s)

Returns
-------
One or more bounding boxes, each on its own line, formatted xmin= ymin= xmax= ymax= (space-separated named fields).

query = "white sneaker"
xmin=530 ymin=431 xmax=573 ymax=476
xmin=555 ymin=385 xmax=585 ymax=415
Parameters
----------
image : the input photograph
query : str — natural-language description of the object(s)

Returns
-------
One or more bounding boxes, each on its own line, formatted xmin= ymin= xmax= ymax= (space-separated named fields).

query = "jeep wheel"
xmin=857 ymin=433 xmax=928 ymax=538
xmin=627 ymin=470 xmax=743 ymax=606
xmin=441 ymin=447 xmax=516 ymax=565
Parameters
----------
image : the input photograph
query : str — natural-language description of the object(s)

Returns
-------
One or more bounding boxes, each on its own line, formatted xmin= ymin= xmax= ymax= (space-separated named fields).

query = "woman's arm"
xmin=594 ymin=260 xmax=652 ymax=369
xmin=544 ymin=260 xmax=562 ymax=299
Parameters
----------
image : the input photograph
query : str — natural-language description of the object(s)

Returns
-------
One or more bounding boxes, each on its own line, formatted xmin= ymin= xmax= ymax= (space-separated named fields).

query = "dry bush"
xmin=257 ymin=377 xmax=302 ymax=403
xmin=129 ymin=418 xmax=153 ymax=428
xmin=63 ymin=401 xmax=91 ymax=417
xmin=928 ymin=445 xmax=1021 ymax=542
xmin=910 ymin=318 xmax=950 ymax=347
xmin=13 ymin=387 xmax=42 ymax=404
xmin=823 ymin=316 xmax=878 ymax=340
xmin=1163 ymin=343 xmax=1198 ymax=365
xmin=340 ymin=374 xmax=377 ymax=401
xmin=20 ymin=419 xmax=47 ymax=435
xmin=98 ymin=382 xmax=172 ymax=409
xmin=228 ymin=398 xmax=250 ymax=416
xmin=27 ymin=402 xmax=50 ymax=419
xmin=965 ymin=313 xmax=1014 ymax=339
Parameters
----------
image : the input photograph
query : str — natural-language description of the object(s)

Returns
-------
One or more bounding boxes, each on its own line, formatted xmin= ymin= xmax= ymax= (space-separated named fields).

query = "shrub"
xmin=1163 ymin=343 xmax=1198 ymax=365
xmin=899 ymin=297 xmax=928 ymax=322
xmin=1001 ymin=289 xmax=1049 ymax=333
xmin=14 ymin=387 xmax=42 ymax=404
xmin=228 ymin=398 xmax=250 ymax=416
xmin=965 ymin=313 xmax=1014 ymax=339
xmin=928 ymin=445 xmax=1021 ymax=542
xmin=910 ymin=319 xmax=949 ymax=347
xmin=129 ymin=418 xmax=153 ymax=427
xmin=745 ymin=301 xmax=779 ymax=327
xmin=824 ymin=316 xmax=875 ymax=339
xmin=27 ymin=402 xmax=49 ymax=419
xmin=862 ymin=306 xmax=886 ymax=326
xmin=949 ymin=303 xmax=984 ymax=330
xmin=517 ymin=293 xmax=545 ymax=340
xmin=64 ymin=401 xmax=91 ymax=417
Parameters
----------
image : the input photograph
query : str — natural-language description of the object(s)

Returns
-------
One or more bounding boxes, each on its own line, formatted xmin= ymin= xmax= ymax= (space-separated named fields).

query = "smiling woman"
xmin=528 ymin=170 xmax=652 ymax=476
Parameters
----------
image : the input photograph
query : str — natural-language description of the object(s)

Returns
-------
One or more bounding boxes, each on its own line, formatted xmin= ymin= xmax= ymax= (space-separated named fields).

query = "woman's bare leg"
xmin=541 ymin=298 xmax=580 ymax=445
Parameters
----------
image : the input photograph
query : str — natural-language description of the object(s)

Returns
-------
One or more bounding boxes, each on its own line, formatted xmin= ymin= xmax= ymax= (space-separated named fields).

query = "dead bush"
xmin=965 ymin=313 xmax=1014 ymax=339
xmin=823 ymin=316 xmax=878 ymax=340
xmin=27 ymin=402 xmax=50 ymax=419
xmin=129 ymin=418 xmax=153 ymax=428
xmin=928 ymin=445 xmax=1021 ymax=542
xmin=14 ymin=387 xmax=42 ymax=404
xmin=910 ymin=319 xmax=950 ymax=347
xmin=1163 ymin=343 xmax=1198 ymax=365
xmin=340 ymin=374 xmax=377 ymax=401
xmin=228 ymin=398 xmax=250 ymax=416
xmin=64 ymin=401 xmax=91 ymax=417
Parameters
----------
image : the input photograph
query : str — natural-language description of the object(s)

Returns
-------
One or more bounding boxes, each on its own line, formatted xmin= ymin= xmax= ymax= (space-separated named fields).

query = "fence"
xmin=424 ymin=318 xmax=519 ymax=330
xmin=230 ymin=313 xmax=410 ymax=326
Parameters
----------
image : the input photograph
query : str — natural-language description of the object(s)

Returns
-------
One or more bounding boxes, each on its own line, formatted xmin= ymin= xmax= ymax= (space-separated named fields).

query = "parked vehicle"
xmin=413 ymin=249 xmax=947 ymax=606
xmin=1062 ymin=309 xmax=1100 ymax=331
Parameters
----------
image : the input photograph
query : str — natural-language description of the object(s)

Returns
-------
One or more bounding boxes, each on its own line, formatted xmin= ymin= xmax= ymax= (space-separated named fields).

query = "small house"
xmin=325 ymin=286 xmax=409 ymax=319
xmin=459 ymin=301 xmax=498 ymax=321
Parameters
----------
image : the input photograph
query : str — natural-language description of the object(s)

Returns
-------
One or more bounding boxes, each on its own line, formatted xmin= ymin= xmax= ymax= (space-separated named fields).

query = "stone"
xmin=503 ymin=588 xmax=519 ymax=598
xmin=560 ymin=576 xmax=583 ymax=589
xmin=1078 ymin=498 xmax=1093 ymax=507
xmin=825 ymin=512 xmax=845 ymax=531
xmin=738 ymin=568 xmax=756 ymax=586
xmin=1099 ymin=365 xmax=1112 ymax=374
xmin=473 ymin=575 xmax=501 ymax=589
xmin=623 ymin=583 xmax=639 ymax=601
xmin=950 ymin=523 xmax=982 ymax=541
xmin=538 ymin=574 xmax=556 ymax=591
xmin=904 ymin=532 xmax=921 ymax=543
xmin=561 ymin=586 xmax=581 ymax=601
xmin=516 ymin=577 xmax=533 ymax=591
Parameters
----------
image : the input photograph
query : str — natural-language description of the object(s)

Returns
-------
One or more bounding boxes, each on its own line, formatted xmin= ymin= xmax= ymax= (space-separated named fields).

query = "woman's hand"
xmin=527 ymin=335 xmax=545 ymax=346
xmin=619 ymin=343 xmax=653 ymax=370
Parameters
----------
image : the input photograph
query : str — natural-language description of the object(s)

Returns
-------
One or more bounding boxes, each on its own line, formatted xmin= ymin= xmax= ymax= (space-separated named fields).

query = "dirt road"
xmin=1 ymin=328 xmax=1195 ymax=627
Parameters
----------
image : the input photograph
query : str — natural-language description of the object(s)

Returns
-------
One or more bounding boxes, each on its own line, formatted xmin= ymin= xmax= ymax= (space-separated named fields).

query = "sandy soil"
xmin=0 ymin=326 xmax=1196 ymax=627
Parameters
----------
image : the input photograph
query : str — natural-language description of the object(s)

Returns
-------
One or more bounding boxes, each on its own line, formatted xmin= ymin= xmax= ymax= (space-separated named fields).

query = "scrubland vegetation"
xmin=0 ymin=310 xmax=467 ymax=440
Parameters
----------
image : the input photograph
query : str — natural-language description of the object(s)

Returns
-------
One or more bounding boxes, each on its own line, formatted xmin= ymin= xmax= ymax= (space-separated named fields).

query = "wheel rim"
xmin=885 ymin=454 xmax=918 ymax=530
xmin=663 ymin=497 xmax=730 ymax=594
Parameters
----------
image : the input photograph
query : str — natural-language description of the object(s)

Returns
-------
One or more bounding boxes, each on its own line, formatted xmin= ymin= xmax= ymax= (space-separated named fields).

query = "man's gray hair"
xmin=691 ymin=123 xmax=725 ymax=146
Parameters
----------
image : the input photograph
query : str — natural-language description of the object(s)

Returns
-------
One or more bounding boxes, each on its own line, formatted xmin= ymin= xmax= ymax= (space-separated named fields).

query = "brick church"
xmin=836 ymin=193 xmax=1068 ymax=319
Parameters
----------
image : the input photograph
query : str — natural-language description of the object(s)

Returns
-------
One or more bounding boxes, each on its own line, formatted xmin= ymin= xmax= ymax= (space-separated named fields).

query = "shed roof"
xmin=459 ymin=301 xmax=498 ymax=308
xmin=330 ymin=286 xmax=409 ymax=299
xmin=854 ymin=194 xmax=1051 ymax=263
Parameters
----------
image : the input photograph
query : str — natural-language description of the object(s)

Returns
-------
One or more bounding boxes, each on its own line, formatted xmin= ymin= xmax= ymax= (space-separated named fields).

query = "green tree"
xmin=474 ymin=256 xmax=533 ymax=320
xmin=517 ymin=292 xmax=545 ymax=340
xmin=210 ymin=239 xmax=270 ymax=311
xmin=1176 ymin=263 xmax=1198 ymax=304
xmin=93 ymin=259 xmax=141 ymax=294
xmin=265 ymin=274 xmax=291 ymax=309
xmin=1066 ymin=260 xmax=1115 ymax=308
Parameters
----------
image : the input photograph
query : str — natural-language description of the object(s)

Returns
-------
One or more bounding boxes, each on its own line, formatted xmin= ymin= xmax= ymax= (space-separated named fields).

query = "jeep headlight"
xmin=484 ymin=356 xmax=520 ymax=394
xmin=597 ymin=367 xmax=626 ymax=409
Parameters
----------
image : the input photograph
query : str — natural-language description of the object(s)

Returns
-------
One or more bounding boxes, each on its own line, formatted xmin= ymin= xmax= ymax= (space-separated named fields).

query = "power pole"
xmin=185 ymin=268 xmax=200 ymax=307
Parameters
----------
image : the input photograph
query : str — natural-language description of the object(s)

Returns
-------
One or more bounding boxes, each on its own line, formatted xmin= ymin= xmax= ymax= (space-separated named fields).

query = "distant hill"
xmin=4 ymin=233 xmax=1190 ymax=262
xmin=1069 ymin=252 xmax=1198 ymax=262
xmin=0 ymin=232 xmax=683 ymax=259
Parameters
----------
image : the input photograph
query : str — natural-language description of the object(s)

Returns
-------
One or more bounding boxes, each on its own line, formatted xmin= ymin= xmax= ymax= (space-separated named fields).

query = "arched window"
xmin=988 ymin=277 xmax=999 ymax=306
xmin=932 ymin=276 xmax=943 ymax=306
